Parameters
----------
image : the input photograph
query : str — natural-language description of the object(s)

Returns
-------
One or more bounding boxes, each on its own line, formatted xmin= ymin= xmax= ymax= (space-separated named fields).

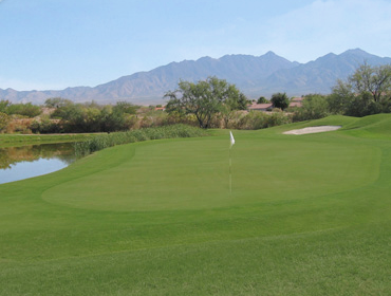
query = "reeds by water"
xmin=74 ymin=124 xmax=208 ymax=156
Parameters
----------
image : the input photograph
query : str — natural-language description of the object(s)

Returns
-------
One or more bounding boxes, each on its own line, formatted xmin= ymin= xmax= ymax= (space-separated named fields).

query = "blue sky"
xmin=1 ymin=0 xmax=390 ymax=91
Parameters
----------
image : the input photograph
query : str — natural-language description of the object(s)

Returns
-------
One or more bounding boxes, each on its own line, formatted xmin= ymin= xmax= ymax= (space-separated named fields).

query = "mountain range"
xmin=1 ymin=48 xmax=390 ymax=105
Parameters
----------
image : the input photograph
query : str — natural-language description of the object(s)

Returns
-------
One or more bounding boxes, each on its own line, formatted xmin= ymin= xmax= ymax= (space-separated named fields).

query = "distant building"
xmin=289 ymin=97 xmax=304 ymax=108
xmin=247 ymin=102 xmax=273 ymax=111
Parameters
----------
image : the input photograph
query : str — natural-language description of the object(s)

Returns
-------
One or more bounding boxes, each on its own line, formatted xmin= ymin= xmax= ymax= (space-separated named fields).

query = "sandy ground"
xmin=283 ymin=126 xmax=341 ymax=135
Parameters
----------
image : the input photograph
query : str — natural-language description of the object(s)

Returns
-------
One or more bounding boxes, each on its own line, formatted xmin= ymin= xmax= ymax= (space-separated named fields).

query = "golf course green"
xmin=1 ymin=114 xmax=391 ymax=295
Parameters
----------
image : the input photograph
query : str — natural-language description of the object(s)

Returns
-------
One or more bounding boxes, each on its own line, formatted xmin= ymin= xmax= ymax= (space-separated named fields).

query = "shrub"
xmin=0 ymin=112 xmax=10 ymax=132
xmin=233 ymin=110 xmax=292 ymax=130
xmin=0 ymin=100 xmax=10 ymax=113
xmin=5 ymin=103 xmax=41 ymax=117
xmin=75 ymin=124 xmax=208 ymax=155
xmin=293 ymin=95 xmax=329 ymax=122
xmin=266 ymin=111 xmax=292 ymax=127
xmin=5 ymin=116 xmax=34 ymax=134
xmin=29 ymin=116 xmax=62 ymax=134
xmin=344 ymin=92 xmax=383 ymax=117
xmin=238 ymin=111 xmax=268 ymax=129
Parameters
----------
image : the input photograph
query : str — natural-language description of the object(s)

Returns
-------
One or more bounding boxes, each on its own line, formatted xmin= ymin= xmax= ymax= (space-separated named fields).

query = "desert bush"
xmin=29 ymin=116 xmax=62 ymax=134
xmin=226 ymin=111 xmax=248 ymax=129
xmin=124 ymin=115 xmax=140 ymax=129
xmin=208 ymin=113 xmax=224 ymax=129
xmin=344 ymin=92 xmax=383 ymax=117
xmin=0 ymin=100 xmax=10 ymax=113
xmin=233 ymin=110 xmax=291 ymax=130
xmin=45 ymin=97 xmax=73 ymax=109
xmin=6 ymin=116 xmax=34 ymax=134
xmin=293 ymin=94 xmax=329 ymax=122
xmin=237 ymin=111 xmax=268 ymax=129
xmin=113 ymin=101 xmax=138 ymax=115
xmin=139 ymin=111 xmax=169 ymax=128
xmin=5 ymin=103 xmax=41 ymax=117
xmin=266 ymin=110 xmax=292 ymax=127
xmin=0 ymin=112 xmax=10 ymax=132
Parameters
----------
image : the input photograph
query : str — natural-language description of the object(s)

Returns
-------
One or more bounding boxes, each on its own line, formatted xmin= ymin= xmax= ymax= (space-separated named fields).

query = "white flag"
xmin=229 ymin=131 xmax=235 ymax=148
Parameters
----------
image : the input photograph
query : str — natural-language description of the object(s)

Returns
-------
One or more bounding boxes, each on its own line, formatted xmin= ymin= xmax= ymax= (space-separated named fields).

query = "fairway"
xmin=1 ymin=115 xmax=391 ymax=295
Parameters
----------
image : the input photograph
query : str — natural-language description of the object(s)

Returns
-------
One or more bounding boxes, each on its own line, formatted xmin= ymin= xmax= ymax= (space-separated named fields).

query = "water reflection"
xmin=0 ymin=143 xmax=77 ymax=184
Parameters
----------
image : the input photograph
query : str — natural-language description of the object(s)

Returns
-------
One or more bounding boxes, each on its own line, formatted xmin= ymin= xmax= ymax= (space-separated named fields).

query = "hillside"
xmin=1 ymin=49 xmax=390 ymax=104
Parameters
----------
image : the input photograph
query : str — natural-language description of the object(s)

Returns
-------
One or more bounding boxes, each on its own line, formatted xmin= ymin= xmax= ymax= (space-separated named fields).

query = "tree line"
xmin=1 ymin=63 xmax=390 ymax=133
xmin=291 ymin=63 xmax=391 ymax=121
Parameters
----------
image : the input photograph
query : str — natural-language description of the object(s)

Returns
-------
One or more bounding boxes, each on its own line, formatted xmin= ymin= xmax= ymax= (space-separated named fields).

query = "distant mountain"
xmin=261 ymin=49 xmax=391 ymax=95
xmin=1 ymin=49 xmax=390 ymax=104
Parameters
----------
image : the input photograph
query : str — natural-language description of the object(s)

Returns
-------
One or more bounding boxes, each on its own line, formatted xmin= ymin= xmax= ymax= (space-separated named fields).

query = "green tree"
xmin=271 ymin=92 xmax=289 ymax=110
xmin=331 ymin=63 xmax=391 ymax=116
xmin=113 ymin=101 xmax=137 ymax=115
xmin=100 ymin=105 xmax=127 ymax=132
xmin=238 ymin=93 xmax=249 ymax=110
xmin=45 ymin=97 xmax=73 ymax=109
xmin=349 ymin=63 xmax=391 ymax=102
xmin=327 ymin=80 xmax=354 ymax=114
xmin=220 ymin=88 xmax=247 ymax=128
xmin=164 ymin=77 xmax=244 ymax=129
xmin=5 ymin=103 xmax=41 ymax=117
xmin=0 ymin=100 xmax=10 ymax=113
xmin=257 ymin=96 xmax=268 ymax=104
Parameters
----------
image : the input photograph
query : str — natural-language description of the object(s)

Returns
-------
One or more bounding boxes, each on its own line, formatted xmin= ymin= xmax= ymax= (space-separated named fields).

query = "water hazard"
xmin=0 ymin=143 xmax=78 ymax=185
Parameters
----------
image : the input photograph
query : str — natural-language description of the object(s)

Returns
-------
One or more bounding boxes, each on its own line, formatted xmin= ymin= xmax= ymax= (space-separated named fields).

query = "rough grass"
xmin=0 ymin=133 xmax=92 ymax=148
xmin=1 ymin=114 xmax=391 ymax=295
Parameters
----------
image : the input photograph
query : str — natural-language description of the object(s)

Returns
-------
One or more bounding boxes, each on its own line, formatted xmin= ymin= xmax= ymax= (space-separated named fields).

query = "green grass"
xmin=1 ymin=114 xmax=391 ymax=295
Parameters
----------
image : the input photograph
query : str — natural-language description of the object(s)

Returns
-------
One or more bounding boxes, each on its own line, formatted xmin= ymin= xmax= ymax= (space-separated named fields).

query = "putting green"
xmin=42 ymin=131 xmax=380 ymax=211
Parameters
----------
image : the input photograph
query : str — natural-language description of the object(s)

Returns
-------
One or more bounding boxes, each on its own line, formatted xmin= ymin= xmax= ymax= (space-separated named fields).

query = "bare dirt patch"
xmin=283 ymin=126 xmax=341 ymax=135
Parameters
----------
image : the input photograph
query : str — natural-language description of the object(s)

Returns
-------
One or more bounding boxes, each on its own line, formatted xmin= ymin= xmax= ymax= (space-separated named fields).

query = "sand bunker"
xmin=283 ymin=126 xmax=341 ymax=135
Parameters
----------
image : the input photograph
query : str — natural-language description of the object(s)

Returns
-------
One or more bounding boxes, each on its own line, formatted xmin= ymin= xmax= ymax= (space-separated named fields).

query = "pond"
xmin=0 ymin=143 xmax=79 ymax=185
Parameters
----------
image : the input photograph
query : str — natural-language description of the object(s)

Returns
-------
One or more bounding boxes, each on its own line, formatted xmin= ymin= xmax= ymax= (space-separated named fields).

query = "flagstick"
xmin=229 ymin=131 xmax=235 ymax=194
xmin=229 ymin=147 xmax=232 ymax=193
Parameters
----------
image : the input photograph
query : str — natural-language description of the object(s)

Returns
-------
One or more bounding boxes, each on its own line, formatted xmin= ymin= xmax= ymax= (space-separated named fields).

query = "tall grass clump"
xmin=232 ymin=110 xmax=292 ymax=130
xmin=75 ymin=124 xmax=208 ymax=155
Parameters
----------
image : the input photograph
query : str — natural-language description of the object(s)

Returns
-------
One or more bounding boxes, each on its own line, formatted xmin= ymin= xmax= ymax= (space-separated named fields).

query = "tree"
xmin=164 ymin=77 xmax=244 ymax=129
xmin=349 ymin=63 xmax=391 ymax=102
xmin=113 ymin=101 xmax=137 ymax=115
xmin=327 ymin=79 xmax=354 ymax=114
xmin=5 ymin=102 xmax=41 ymax=117
xmin=0 ymin=100 xmax=10 ymax=113
xmin=271 ymin=92 xmax=289 ymax=110
xmin=45 ymin=97 xmax=73 ymax=109
xmin=257 ymin=96 xmax=268 ymax=104
xmin=331 ymin=63 xmax=391 ymax=116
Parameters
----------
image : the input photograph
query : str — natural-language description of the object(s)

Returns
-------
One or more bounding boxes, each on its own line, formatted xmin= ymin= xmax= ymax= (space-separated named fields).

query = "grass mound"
xmin=341 ymin=113 xmax=391 ymax=138
xmin=1 ymin=115 xmax=391 ymax=295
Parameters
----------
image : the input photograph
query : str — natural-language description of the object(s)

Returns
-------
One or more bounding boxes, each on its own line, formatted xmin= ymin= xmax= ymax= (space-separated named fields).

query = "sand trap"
xmin=283 ymin=126 xmax=341 ymax=135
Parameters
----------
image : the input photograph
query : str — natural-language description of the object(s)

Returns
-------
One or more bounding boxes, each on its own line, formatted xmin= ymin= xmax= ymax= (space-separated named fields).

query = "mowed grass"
xmin=1 ymin=114 xmax=391 ymax=295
